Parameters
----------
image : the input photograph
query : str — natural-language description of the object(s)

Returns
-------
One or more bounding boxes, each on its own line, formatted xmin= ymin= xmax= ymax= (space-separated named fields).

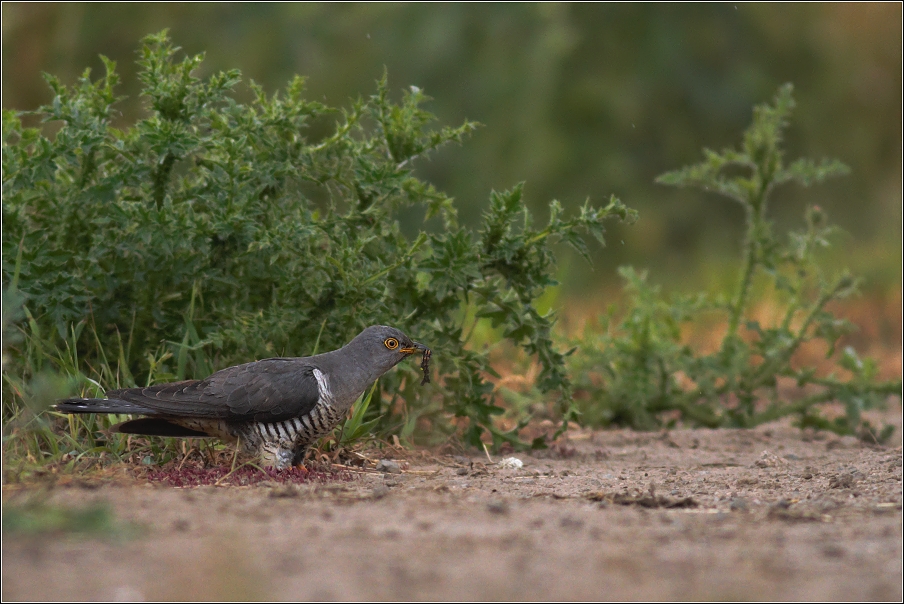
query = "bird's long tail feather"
xmin=113 ymin=418 xmax=211 ymax=437
xmin=55 ymin=398 xmax=155 ymax=415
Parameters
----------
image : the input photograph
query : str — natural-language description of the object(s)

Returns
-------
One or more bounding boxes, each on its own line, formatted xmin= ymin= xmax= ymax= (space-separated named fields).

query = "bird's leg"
xmin=291 ymin=444 xmax=311 ymax=469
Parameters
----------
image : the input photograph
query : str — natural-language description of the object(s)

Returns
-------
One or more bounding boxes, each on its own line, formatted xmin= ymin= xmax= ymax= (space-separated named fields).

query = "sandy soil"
xmin=3 ymin=423 xmax=902 ymax=601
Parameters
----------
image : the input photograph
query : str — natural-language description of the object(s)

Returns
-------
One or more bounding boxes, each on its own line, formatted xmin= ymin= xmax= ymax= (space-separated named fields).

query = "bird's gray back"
xmin=109 ymin=358 xmax=323 ymax=422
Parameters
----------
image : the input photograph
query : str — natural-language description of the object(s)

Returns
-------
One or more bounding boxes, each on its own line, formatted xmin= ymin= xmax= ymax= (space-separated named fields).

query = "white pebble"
xmin=499 ymin=457 xmax=523 ymax=469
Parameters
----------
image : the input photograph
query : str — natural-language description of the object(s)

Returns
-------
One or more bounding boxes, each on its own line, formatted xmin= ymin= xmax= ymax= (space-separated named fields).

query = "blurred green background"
xmin=3 ymin=3 xmax=900 ymax=296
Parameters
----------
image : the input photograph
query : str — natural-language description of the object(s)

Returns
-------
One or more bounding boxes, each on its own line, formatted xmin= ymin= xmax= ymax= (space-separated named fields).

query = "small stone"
xmin=822 ymin=544 xmax=845 ymax=558
xmin=487 ymin=500 xmax=509 ymax=514
xmin=371 ymin=485 xmax=390 ymax=500
xmin=829 ymin=473 xmax=855 ymax=489
xmin=268 ymin=485 xmax=300 ymax=498
xmin=729 ymin=497 xmax=749 ymax=512
xmin=172 ymin=519 xmax=191 ymax=532
xmin=560 ymin=515 xmax=584 ymax=530
xmin=872 ymin=504 xmax=897 ymax=515
xmin=376 ymin=459 xmax=401 ymax=474
xmin=456 ymin=467 xmax=469 ymax=476
xmin=498 ymin=457 xmax=523 ymax=469
xmin=755 ymin=450 xmax=787 ymax=468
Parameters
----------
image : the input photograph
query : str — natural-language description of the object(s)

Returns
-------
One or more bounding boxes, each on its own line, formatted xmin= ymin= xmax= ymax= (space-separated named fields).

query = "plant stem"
xmin=751 ymin=391 xmax=834 ymax=425
xmin=727 ymin=205 xmax=758 ymax=339
xmin=746 ymin=276 xmax=843 ymax=390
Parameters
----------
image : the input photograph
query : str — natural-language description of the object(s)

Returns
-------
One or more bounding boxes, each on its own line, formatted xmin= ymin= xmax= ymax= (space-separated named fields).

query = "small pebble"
xmin=560 ymin=515 xmax=584 ymax=530
xmin=829 ymin=473 xmax=855 ymax=489
xmin=268 ymin=485 xmax=300 ymax=498
xmin=822 ymin=545 xmax=846 ymax=558
xmin=376 ymin=459 xmax=402 ymax=474
xmin=487 ymin=500 xmax=509 ymax=515
xmin=172 ymin=519 xmax=190 ymax=532
xmin=499 ymin=457 xmax=523 ymax=469
xmin=729 ymin=497 xmax=749 ymax=512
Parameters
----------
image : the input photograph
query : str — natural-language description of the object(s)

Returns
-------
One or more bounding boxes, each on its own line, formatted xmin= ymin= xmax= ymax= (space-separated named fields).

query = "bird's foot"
xmin=260 ymin=444 xmax=296 ymax=471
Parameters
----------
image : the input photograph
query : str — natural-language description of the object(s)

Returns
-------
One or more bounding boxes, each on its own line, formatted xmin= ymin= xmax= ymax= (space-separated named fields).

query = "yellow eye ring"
xmin=384 ymin=337 xmax=399 ymax=350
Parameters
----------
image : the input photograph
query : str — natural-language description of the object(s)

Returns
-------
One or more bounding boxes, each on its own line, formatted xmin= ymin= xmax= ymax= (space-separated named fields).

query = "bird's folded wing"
xmin=108 ymin=359 xmax=321 ymax=422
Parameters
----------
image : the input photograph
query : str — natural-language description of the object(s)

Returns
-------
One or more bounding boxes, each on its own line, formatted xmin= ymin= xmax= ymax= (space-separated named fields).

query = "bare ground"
xmin=3 ymin=422 xmax=902 ymax=601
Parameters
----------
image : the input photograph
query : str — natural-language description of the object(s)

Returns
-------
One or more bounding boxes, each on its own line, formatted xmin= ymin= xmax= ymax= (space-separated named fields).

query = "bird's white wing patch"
xmin=312 ymin=368 xmax=334 ymax=406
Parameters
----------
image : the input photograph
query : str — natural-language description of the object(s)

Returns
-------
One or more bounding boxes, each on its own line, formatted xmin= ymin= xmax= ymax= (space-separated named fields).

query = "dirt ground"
xmin=3 ymin=421 xmax=902 ymax=602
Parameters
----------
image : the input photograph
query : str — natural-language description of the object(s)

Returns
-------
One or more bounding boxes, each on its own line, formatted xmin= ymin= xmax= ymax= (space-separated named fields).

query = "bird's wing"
xmin=107 ymin=359 xmax=321 ymax=422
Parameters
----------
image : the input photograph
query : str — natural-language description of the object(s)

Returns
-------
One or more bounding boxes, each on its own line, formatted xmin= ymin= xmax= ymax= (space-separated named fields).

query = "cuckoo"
xmin=56 ymin=325 xmax=430 ymax=469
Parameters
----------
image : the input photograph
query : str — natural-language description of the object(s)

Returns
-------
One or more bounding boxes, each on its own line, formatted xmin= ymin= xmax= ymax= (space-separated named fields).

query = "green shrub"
xmin=2 ymin=31 xmax=635 ymax=460
xmin=570 ymin=84 xmax=901 ymax=440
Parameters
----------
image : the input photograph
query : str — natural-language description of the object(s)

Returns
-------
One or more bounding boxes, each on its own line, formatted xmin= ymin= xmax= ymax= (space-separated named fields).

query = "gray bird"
xmin=55 ymin=325 xmax=430 ymax=469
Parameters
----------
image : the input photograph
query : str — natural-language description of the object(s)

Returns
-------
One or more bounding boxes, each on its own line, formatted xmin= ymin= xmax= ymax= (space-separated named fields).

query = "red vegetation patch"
xmin=144 ymin=465 xmax=350 ymax=488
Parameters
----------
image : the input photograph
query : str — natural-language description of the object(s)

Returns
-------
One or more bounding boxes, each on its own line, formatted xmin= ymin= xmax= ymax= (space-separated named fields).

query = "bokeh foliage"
xmin=2 ymin=3 xmax=900 ymax=293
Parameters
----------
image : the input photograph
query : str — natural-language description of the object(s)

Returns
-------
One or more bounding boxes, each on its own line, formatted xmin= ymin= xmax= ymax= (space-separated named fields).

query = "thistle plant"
xmin=2 ymin=31 xmax=634 ymax=468
xmin=570 ymin=84 xmax=901 ymax=440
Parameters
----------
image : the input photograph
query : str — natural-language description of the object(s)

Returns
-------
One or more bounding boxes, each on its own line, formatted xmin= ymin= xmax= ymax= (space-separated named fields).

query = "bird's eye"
xmin=384 ymin=337 xmax=399 ymax=350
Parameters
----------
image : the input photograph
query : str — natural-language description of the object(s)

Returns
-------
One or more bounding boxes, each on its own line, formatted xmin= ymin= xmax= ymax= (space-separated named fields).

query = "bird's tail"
xmin=113 ymin=418 xmax=211 ymax=437
xmin=55 ymin=398 xmax=154 ymax=415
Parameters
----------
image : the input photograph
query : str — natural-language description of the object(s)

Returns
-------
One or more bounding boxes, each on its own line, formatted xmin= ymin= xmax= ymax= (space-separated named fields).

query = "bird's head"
xmin=345 ymin=325 xmax=430 ymax=379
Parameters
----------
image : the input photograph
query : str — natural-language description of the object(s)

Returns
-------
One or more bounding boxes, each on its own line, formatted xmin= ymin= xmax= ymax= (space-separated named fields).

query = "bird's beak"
xmin=400 ymin=342 xmax=428 ymax=355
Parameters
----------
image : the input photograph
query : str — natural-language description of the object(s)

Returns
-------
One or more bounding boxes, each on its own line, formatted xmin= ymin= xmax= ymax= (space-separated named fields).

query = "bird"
xmin=55 ymin=325 xmax=430 ymax=469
